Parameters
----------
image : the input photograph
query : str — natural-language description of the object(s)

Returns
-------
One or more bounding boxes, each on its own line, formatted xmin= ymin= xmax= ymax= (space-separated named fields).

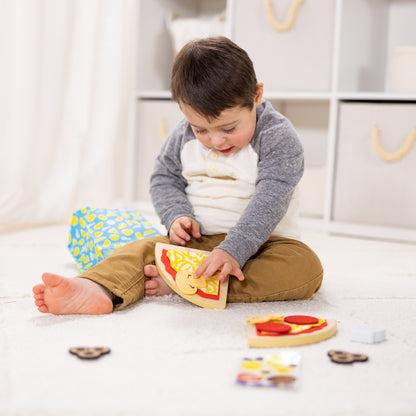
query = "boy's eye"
xmin=224 ymin=127 xmax=235 ymax=134
xmin=195 ymin=129 xmax=206 ymax=134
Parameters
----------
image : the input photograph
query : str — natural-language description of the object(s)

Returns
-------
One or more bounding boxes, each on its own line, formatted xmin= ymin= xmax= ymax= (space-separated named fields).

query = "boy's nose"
xmin=210 ymin=134 xmax=226 ymax=148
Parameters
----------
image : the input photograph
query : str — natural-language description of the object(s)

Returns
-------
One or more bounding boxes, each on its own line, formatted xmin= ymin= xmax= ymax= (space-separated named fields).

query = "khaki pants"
xmin=79 ymin=234 xmax=323 ymax=310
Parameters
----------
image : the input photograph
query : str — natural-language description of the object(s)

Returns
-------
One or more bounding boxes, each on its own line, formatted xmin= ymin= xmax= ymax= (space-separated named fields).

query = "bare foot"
xmin=144 ymin=265 xmax=175 ymax=296
xmin=32 ymin=273 xmax=114 ymax=315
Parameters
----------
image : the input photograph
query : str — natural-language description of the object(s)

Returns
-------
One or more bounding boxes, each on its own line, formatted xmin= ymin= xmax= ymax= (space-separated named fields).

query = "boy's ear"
xmin=254 ymin=83 xmax=264 ymax=107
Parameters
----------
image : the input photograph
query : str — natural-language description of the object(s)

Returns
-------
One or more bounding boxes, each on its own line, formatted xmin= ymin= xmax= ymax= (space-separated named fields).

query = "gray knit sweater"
xmin=150 ymin=101 xmax=304 ymax=267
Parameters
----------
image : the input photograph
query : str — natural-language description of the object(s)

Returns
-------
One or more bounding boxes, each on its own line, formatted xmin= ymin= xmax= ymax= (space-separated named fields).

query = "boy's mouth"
xmin=218 ymin=146 xmax=234 ymax=154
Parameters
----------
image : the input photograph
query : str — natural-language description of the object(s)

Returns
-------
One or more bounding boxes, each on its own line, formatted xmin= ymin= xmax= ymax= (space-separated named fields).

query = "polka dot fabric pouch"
xmin=68 ymin=207 xmax=161 ymax=271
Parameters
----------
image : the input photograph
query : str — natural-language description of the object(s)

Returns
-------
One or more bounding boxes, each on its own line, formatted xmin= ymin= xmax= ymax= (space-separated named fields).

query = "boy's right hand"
xmin=169 ymin=216 xmax=201 ymax=246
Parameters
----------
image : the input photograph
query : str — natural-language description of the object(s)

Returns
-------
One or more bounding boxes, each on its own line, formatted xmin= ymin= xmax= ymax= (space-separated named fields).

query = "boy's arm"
xmin=216 ymin=123 xmax=304 ymax=268
xmin=150 ymin=121 xmax=197 ymax=235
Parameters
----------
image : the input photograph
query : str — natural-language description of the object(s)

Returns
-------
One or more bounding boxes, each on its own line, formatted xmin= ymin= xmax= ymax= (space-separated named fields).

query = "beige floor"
xmin=1 ymin=223 xmax=415 ymax=416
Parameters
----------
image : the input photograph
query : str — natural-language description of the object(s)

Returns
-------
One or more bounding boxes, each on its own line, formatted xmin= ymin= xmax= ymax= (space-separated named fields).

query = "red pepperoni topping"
xmin=284 ymin=315 xmax=319 ymax=325
xmin=255 ymin=322 xmax=292 ymax=333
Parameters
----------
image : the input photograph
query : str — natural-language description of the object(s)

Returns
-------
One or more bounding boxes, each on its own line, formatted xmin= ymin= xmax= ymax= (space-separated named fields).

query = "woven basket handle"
xmin=264 ymin=0 xmax=304 ymax=32
xmin=371 ymin=126 xmax=416 ymax=162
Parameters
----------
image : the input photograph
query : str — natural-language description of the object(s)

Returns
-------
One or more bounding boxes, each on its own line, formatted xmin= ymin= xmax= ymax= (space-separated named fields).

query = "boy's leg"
xmin=79 ymin=235 xmax=171 ymax=310
xmin=78 ymin=234 xmax=321 ymax=309
xmin=227 ymin=237 xmax=323 ymax=303
xmin=79 ymin=234 xmax=228 ymax=310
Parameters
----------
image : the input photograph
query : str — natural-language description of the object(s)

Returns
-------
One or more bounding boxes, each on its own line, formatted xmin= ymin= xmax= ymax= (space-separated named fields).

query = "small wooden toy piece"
xmin=247 ymin=314 xmax=337 ymax=347
xmin=155 ymin=243 xmax=229 ymax=309
xmin=69 ymin=347 xmax=111 ymax=360
xmin=350 ymin=324 xmax=386 ymax=344
xmin=328 ymin=350 xmax=369 ymax=364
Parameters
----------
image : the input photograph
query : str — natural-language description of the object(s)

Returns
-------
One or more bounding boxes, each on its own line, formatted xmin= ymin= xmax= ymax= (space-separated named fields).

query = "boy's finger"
xmin=232 ymin=269 xmax=245 ymax=281
xmin=190 ymin=220 xmax=201 ymax=238
xmin=194 ymin=260 xmax=208 ymax=278
xmin=179 ymin=218 xmax=192 ymax=230
xmin=169 ymin=230 xmax=187 ymax=246
xmin=217 ymin=263 xmax=232 ymax=281
xmin=201 ymin=262 xmax=222 ymax=280
xmin=174 ymin=224 xmax=191 ymax=241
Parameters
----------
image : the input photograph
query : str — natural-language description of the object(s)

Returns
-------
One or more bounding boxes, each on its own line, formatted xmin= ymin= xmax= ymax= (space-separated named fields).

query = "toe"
xmin=38 ymin=305 xmax=49 ymax=313
xmin=143 ymin=265 xmax=159 ymax=277
xmin=32 ymin=284 xmax=45 ymax=294
xmin=41 ymin=272 xmax=63 ymax=287
xmin=145 ymin=288 xmax=156 ymax=297
xmin=144 ymin=279 xmax=157 ymax=290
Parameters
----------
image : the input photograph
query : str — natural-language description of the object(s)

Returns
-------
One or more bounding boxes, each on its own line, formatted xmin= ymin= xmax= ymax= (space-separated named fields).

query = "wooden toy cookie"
xmin=328 ymin=350 xmax=369 ymax=364
xmin=69 ymin=347 xmax=111 ymax=360
xmin=247 ymin=314 xmax=337 ymax=347
xmin=155 ymin=243 xmax=229 ymax=309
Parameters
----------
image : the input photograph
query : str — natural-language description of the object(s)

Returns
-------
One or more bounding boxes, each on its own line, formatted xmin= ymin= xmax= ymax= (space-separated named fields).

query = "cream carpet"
xmin=1 ymin=221 xmax=415 ymax=415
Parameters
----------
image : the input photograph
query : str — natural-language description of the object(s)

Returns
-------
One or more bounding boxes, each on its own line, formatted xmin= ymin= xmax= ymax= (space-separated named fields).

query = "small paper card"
xmin=236 ymin=352 xmax=301 ymax=388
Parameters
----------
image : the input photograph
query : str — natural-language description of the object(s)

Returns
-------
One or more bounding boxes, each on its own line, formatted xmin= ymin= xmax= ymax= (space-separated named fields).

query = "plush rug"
xmin=1 ymin=221 xmax=415 ymax=415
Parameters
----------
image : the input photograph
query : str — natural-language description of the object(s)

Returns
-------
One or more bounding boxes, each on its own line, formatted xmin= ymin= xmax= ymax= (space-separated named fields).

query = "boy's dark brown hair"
xmin=170 ymin=36 xmax=258 ymax=119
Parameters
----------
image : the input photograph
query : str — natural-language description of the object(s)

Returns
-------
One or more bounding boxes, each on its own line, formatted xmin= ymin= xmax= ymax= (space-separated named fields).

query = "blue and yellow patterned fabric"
xmin=68 ymin=207 xmax=161 ymax=271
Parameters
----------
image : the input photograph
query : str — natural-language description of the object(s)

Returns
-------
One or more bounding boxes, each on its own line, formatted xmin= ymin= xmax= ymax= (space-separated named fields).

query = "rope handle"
xmin=158 ymin=119 xmax=168 ymax=142
xmin=371 ymin=125 xmax=416 ymax=162
xmin=264 ymin=0 xmax=304 ymax=32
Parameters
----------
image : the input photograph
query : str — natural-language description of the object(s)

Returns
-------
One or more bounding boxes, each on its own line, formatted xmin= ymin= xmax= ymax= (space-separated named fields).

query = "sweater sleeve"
xmin=216 ymin=117 xmax=304 ymax=267
xmin=149 ymin=120 xmax=196 ymax=233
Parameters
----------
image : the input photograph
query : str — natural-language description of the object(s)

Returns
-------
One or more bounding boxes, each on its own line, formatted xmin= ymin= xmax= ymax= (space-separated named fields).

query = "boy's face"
xmin=181 ymin=84 xmax=263 ymax=155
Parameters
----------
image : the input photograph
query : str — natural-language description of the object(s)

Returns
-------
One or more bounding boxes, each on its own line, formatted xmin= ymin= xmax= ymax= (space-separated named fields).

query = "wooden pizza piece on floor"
xmin=247 ymin=314 xmax=337 ymax=347
xmin=155 ymin=242 xmax=229 ymax=309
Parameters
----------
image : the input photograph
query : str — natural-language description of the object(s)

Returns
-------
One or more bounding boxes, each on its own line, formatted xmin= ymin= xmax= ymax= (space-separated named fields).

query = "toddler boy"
xmin=33 ymin=37 xmax=323 ymax=314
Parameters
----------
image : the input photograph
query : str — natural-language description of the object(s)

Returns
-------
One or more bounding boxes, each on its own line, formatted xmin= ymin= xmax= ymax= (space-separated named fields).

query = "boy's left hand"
xmin=193 ymin=248 xmax=245 ymax=282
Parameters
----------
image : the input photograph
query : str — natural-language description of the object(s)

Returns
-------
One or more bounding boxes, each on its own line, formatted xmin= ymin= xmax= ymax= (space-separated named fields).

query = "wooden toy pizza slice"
xmin=247 ymin=314 xmax=337 ymax=347
xmin=155 ymin=243 xmax=229 ymax=309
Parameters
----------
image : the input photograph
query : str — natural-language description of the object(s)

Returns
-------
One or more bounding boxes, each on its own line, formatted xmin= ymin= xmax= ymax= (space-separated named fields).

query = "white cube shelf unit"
xmin=130 ymin=0 xmax=416 ymax=243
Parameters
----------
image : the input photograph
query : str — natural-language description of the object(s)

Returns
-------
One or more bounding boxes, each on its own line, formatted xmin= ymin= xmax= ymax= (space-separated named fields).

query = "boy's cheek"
xmin=230 ymin=133 xmax=252 ymax=148
xmin=195 ymin=136 xmax=210 ymax=147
